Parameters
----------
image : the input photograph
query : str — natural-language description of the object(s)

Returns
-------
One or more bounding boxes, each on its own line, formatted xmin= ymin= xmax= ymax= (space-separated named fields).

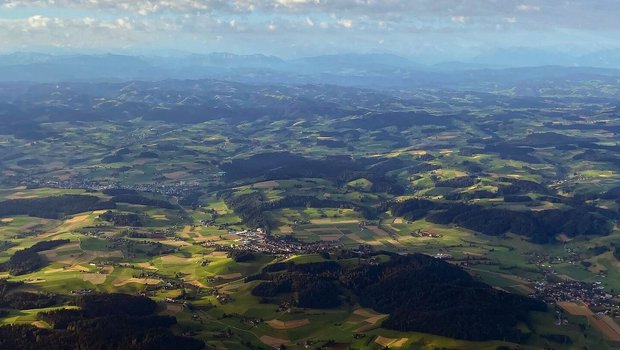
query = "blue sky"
xmin=1 ymin=0 xmax=619 ymax=61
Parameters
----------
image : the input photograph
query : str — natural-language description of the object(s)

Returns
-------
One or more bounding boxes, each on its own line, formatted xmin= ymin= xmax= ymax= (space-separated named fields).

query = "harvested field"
xmin=252 ymin=181 xmax=279 ymax=188
xmin=558 ymin=301 xmax=590 ymax=316
xmin=353 ymin=308 xmax=387 ymax=325
xmin=100 ymin=266 xmax=114 ymax=274
xmin=266 ymin=319 xmax=310 ymax=330
xmin=165 ymin=303 xmax=184 ymax=314
xmin=164 ymin=171 xmax=188 ymax=180
xmin=306 ymin=227 xmax=343 ymax=233
xmin=365 ymin=314 xmax=386 ymax=324
xmin=310 ymin=219 xmax=358 ymax=224
xmin=383 ymin=238 xmax=405 ymax=248
xmin=278 ymin=226 xmax=293 ymax=234
xmin=82 ymin=273 xmax=107 ymax=285
xmin=208 ymin=251 xmax=228 ymax=257
xmin=558 ymin=302 xmax=620 ymax=341
xmin=319 ymin=234 xmax=343 ymax=241
xmin=64 ymin=214 xmax=91 ymax=226
xmin=160 ymin=255 xmax=189 ymax=264
xmin=32 ymin=321 xmax=48 ymax=329
xmin=113 ymin=277 xmax=162 ymax=287
xmin=386 ymin=224 xmax=401 ymax=232
xmin=353 ymin=309 xmax=378 ymax=318
xmin=260 ymin=336 xmax=289 ymax=347
xmin=137 ymin=262 xmax=158 ymax=270
xmin=367 ymin=226 xmax=389 ymax=237
xmin=180 ymin=225 xmax=193 ymax=239
xmin=391 ymin=338 xmax=409 ymax=347
xmin=218 ymin=273 xmax=242 ymax=280
xmin=591 ymin=315 xmax=620 ymax=342
xmin=6 ymin=192 xmax=39 ymax=200
xmin=156 ymin=239 xmax=191 ymax=247
xmin=68 ymin=264 xmax=90 ymax=272
xmin=188 ymin=280 xmax=207 ymax=288
xmin=346 ymin=234 xmax=366 ymax=244
xmin=375 ymin=336 xmax=398 ymax=347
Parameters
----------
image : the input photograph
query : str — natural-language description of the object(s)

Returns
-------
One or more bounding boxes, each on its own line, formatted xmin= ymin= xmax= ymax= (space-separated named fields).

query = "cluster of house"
xmin=532 ymin=280 xmax=620 ymax=316
xmin=525 ymin=250 xmax=581 ymax=267
xmin=205 ymin=229 xmax=341 ymax=255
xmin=411 ymin=229 xmax=443 ymax=238
xmin=18 ymin=177 xmax=200 ymax=198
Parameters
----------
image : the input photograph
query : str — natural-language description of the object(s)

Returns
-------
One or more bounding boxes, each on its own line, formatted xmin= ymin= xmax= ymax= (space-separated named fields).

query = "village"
xmin=203 ymin=228 xmax=342 ymax=255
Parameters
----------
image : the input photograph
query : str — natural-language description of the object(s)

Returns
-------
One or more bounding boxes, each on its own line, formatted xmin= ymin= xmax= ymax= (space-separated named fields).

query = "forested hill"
xmin=251 ymin=253 xmax=546 ymax=342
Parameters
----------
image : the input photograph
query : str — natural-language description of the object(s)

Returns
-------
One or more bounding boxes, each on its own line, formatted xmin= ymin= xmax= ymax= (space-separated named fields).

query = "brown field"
xmin=113 ymin=277 xmax=162 ymax=287
xmin=6 ymin=192 xmax=39 ymax=200
xmin=383 ymin=238 xmax=405 ymax=248
xmin=367 ymin=226 xmax=389 ymax=237
xmin=260 ymin=336 xmax=289 ymax=347
xmin=306 ymin=227 xmax=344 ymax=234
xmin=192 ymin=235 xmax=220 ymax=243
xmin=217 ymin=273 xmax=242 ymax=280
xmin=559 ymin=302 xmax=620 ymax=341
xmin=38 ymin=242 xmax=80 ymax=259
xmin=375 ymin=336 xmax=398 ymax=347
xmin=188 ymin=280 xmax=207 ymax=288
xmin=156 ymin=239 xmax=191 ymax=247
xmin=354 ymin=309 xmax=378 ymax=318
xmin=165 ymin=303 xmax=184 ymax=314
xmin=346 ymin=314 xmax=368 ymax=323
xmin=180 ymin=225 xmax=193 ymax=239
xmin=68 ymin=264 xmax=90 ymax=272
xmin=386 ymin=224 xmax=401 ymax=232
xmin=319 ymin=234 xmax=343 ymax=241
xmin=39 ymin=211 xmax=106 ymax=239
xmin=392 ymin=338 xmax=409 ymax=347
xmin=346 ymin=234 xmax=366 ymax=244
xmin=353 ymin=308 xmax=387 ymax=325
xmin=208 ymin=251 xmax=228 ymax=257
xmin=591 ymin=315 xmax=620 ymax=342
xmin=252 ymin=181 xmax=279 ymax=189
xmin=160 ymin=255 xmax=190 ymax=264
xmin=65 ymin=214 xmax=91 ymax=225
xmin=278 ymin=225 xmax=293 ymax=234
xmin=310 ymin=219 xmax=358 ymax=224
xmin=365 ymin=314 xmax=387 ymax=325
xmin=163 ymin=171 xmax=188 ymax=180
xmin=137 ymin=262 xmax=158 ymax=270
xmin=82 ymin=273 xmax=107 ymax=285
xmin=266 ymin=319 xmax=310 ymax=330
xmin=31 ymin=321 xmax=49 ymax=329
xmin=41 ymin=247 xmax=123 ymax=265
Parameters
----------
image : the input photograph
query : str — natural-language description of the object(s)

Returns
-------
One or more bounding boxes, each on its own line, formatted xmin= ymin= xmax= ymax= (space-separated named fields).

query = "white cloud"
xmin=451 ymin=16 xmax=466 ymax=23
xmin=337 ymin=18 xmax=353 ymax=28
xmin=27 ymin=15 xmax=50 ymax=28
xmin=516 ymin=4 xmax=541 ymax=12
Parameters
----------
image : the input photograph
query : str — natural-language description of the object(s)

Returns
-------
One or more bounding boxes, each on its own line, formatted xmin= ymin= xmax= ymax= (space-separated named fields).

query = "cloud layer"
xmin=0 ymin=0 xmax=619 ymax=58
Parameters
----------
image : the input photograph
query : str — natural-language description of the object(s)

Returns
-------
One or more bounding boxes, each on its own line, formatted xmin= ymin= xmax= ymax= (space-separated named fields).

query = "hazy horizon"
xmin=1 ymin=0 xmax=620 ymax=65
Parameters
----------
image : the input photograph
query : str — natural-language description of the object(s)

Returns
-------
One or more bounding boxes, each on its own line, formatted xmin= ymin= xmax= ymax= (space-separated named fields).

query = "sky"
xmin=1 ymin=0 xmax=619 ymax=61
